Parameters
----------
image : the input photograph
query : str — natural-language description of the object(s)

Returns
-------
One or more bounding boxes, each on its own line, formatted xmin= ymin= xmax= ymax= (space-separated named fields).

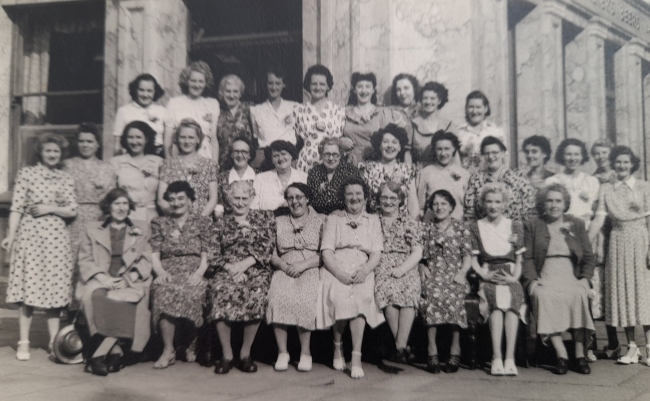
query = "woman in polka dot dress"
xmin=1 ymin=134 xmax=78 ymax=361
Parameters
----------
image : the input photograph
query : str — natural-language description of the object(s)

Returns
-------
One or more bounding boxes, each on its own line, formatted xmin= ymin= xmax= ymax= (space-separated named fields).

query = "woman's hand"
xmin=351 ymin=269 xmax=368 ymax=284
xmin=29 ymin=204 xmax=55 ymax=218
xmin=419 ymin=264 xmax=430 ymax=282
xmin=494 ymin=271 xmax=518 ymax=285
xmin=96 ymin=274 xmax=127 ymax=289
xmin=187 ymin=272 xmax=204 ymax=287
xmin=335 ymin=270 xmax=355 ymax=285
xmin=528 ymin=280 xmax=540 ymax=296
xmin=284 ymin=262 xmax=302 ymax=278
xmin=154 ymin=270 xmax=172 ymax=285
xmin=453 ymin=269 xmax=467 ymax=285
xmin=391 ymin=268 xmax=405 ymax=279
xmin=1 ymin=236 xmax=14 ymax=251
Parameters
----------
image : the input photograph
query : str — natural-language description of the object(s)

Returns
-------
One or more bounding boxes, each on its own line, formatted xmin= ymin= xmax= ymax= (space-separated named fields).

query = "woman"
xmin=588 ymin=146 xmax=650 ymax=366
xmin=113 ymin=73 xmax=168 ymax=157
xmin=523 ymin=183 xmax=595 ymax=375
xmin=592 ymin=140 xmax=615 ymax=185
xmin=358 ymin=124 xmax=419 ymax=217
xmin=267 ymin=183 xmax=325 ymax=372
xmin=166 ymin=61 xmax=220 ymax=161
xmin=111 ymin=121 xmax=164 ymax=223
xmin=410 ymin=81 xmax=455 ymax=167
xmin=151 ymin=181 xmax=211 ymax=369
xmin=216 ymin=74 xmax=254 ymax=171
xmin=307 ymin=137 xmax=361 ymax=214
xmin=420 ymin=189 xmax=472 ymax=373
xmin=418 ymin=131 xmax=469 ymax=222
xmin=374 ymin=182 xmax=422 ymax=364
xmin=208 ymin=181 xmax=276 ymax=374
xmin=216 ymin=136 xmax=257 ymax=217
xmin=251 ymin=140 xmax=307 ymax=211
xmin=470 ymin=183 xmax=526 ymax=376
xmin=76 ymin=188 xmax=152 ymax=376
xmin=457 ymin=90 xmax=507 ymax=174
xmin=2 ymin=134 xmax=78 ymax=360
xmin=294 ymin=64 xmax=346 ymax=173
xmin=317 ymin=177 xmax=385 ymax=379
xmin=158 ymin=119 xmax=218 ymax=217
xmin=343 ymin=72 xmax=411 ymax=166
xmin=522 ymin=135 xmax=554 ymax=189
xmin=464 ymin=136 xmax=536 ymax=223
xmin=545 ymin=138 xmax=599 ymax=227
xmin=390 ymin=73 xmax=420 ymax=120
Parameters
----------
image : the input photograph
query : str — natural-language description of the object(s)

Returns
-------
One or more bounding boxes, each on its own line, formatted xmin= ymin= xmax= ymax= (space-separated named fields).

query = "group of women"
xmin=3 ymin=62 xmax=650 ymax=382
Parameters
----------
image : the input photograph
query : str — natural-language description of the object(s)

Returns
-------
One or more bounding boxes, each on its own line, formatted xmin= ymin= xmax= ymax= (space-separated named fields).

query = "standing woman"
xmin=111 ymin=121 xmax=163 ymax=224
xmin=166 ymin=61 xmax=220 ymax=161
xmin=592 ymin=140 xmax=615 ymax=185
xmin=522 ymin=135 xmax=554 ymax=190
xmin=267 ymin=183 xmax=325 ymax=372
xmin=588 ymin=146 xmax=650 ymax=365
xmin=216 ymin=136 xmax=257 ymax=217
xmin=410 ymin=82 xmax=455 ymax=167
xmin=2 ymin=134 xmax=78 ymax=360
xmin=294 ymin=64 xmax=346 ymax=173
xmin=374 ymin=182 xmax=423 ymax=363
xmin=390 ymin=73 xmax=420 ymax=120
xmin=158 ymin=119 xmax=219 ymax=217
xmin=112 ymin=74 xmax=168 ymax=157
xmin=358 ymin=124 xmax=419 ymax=217
xmin=216 ymin=74 xmax=254 ymax=171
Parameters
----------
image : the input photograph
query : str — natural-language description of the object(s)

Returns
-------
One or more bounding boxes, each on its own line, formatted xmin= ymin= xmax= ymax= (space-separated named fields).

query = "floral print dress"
xmin=217 ymin=103 xmax=254 ymax=171
xmin=160 ymin=156 xmax=219 ymax=216
xmin=307 ymin=162 xmax=361 ymax=214
xmin=294 ymin=100 xmax=345 ymax=173
xmin=359 ymin=161 xmax=417 ymax=214
xmin=208 ymin=210 xmax=276 ymax=321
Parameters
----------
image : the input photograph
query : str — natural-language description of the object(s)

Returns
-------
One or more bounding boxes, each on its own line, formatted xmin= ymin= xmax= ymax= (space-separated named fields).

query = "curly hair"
xmin=554 ymin=138 xmax=589 ymax=166
xmin=222 ymin=135 xmax=257 ymax=171
xmin=224 ymin=180 xmax=256 ymax=202
xmin=480 ymin=135 xmax=507 ymax=154
xmin=163 ymin=180 xmax=196 ymax=202
xmin=479 ymin=182 xmax=510 ymax=210
xmin=465 ymin=90 xmax=491 ymax=121
xmin=522 ymin=135 xmax=552 ymax=164
xmin=347 ymin=72 xmax=378 ymax=105
xmin=317 ymin=137 xmax=344 ymax=156
xmin=609 ymin=145 xmax=641 ymax=174
xmin=303 ymin=64 xmax=333 ymax=94
xmin=338 ymin=176 xmax=370 ymax=205
xmin=173 ymin=119 xmax=204 ymax=152
xmin=218 ymin=74 xmax=245 ymax=102
xmin=426 ymin=189 xmax=457 ymax=213
xmin=284 ymin=182 xmax=313 ymax=203
xmin=367 ymin=124 xmax=410 ymax=162
xmin=263 ymin=140 xmax=299 ymax=171
xmin=35 ymin=133 xmax=68 ymax=169
xmin=120 ymin=120 xmax=158 ymax=155
xmin=430 ymin=130 xmax=460 ymax=162
xmin=99 ymin=188 xmax=136 ymax=216
xmin=537 ymin=182 xmax=571 ymax=215
xmin=78 ymin=122 xmax=101 ymax=143
xmin=420 ymin=81 xmax=449 ymax=109
xmin=378 ymin=180 xmax=406 ymax=208
xmin=128 ymin=73 xmax=165 ymax=102
xmin=391 ymin=73 xmax=420 ymax=105
xmin=178 ymin=61 xmax=214 ymax=96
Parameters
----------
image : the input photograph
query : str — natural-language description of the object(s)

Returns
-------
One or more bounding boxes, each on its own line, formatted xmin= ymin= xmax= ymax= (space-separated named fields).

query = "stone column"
xmin=0 ymin=7 xmax=13 ymax=192
xmin=644 ymin=73 xmax=650 ymax=179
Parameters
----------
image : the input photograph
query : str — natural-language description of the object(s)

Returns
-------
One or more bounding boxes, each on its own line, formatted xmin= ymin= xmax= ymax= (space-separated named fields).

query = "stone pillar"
xmin=0 ymin=7 xmax=12 ymax=193
xmin=644 ymin=72 xmax=650 ymax=179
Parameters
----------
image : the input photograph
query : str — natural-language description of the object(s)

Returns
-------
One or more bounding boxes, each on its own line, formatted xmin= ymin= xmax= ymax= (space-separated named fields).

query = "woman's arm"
xmin=210 ymin=127 xmax=219 ymax=164
xmin=394 ymin=245 xmax=423 ymax=277
xmin=359 ymin=250 xmax=382 ymax=278
xmin=151 ymin=252 xmax=171 ymax=283
xmin=164 ymin=124 xmax=176 ymax=157
xmin=587 ymin=215 xmax=606 ymax=244
xmin=406 ymin=180 xmax=419 ymax=218
xmin=453 ymin=255 xmax=472 ymax=284
xmin=0 ymin=211 xmax=22 ymax=250
xmin=201 ymin=181 xmax=219 ymax=217
xmin=157 ymin=181 xmax=171 ymax=215
xmin=30 ymin=204 xmax=77 ymax=219
xmin=322 ymin=249 xmax=352 ymax=284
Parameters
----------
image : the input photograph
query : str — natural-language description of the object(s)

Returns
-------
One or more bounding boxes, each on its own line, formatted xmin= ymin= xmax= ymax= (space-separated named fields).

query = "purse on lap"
xmin=106 ymin=269 xmax=145 ymax=303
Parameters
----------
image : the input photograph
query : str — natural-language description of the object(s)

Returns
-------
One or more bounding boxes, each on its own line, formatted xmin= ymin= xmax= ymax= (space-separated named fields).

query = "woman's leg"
xmin=489 ymin=310 xmax=504 ymax=361
xmin=273 ymin=324 xmax=289 ymax=355
xmin=333 ymin=320 xmax=347 ymax=359
xmin=297 ymin=327 xmax=312 ymax=357
xmin=504 ymin=311 xmax=519 ymax=361
xmin=574 ymin=329 xmax=586 ymax=359
xmin=159 ymin=317 xmax=176 ymax=353
xmin=606 ymin=325 xmax=620 ymax=349
xmin=18 ymin=304 xmax=33 ymax=343
xmin=450 ymin=325 xmax=461 ymax=356
xmin=350 ymin=316 xmax=366 ymax=377
xmin=624 ymin=326 xmax=636 ymax=345
xmin=240 ymin=321 xmax=260 ymax=359
xmin=45 ymin=308 xmax=61 ymax=348
xmin=396 ymin=307 xmax=415 ymax=351
xmin=215 ymin=321 xmax=233 ymax=360
xmin=426 ymin=326 xmax=438 ymax=356
xmin=549 ymin=334 xmax=568 ymax=360
xmin=384 ymin=306 xmax=399 ymax=342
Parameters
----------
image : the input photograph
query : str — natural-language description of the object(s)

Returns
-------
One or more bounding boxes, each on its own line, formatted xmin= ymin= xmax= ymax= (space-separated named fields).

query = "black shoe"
xmin=573 ymin=357 xmax=591 ymax=374
xmin=105 ymin=354 xmax=123 ymax=373
xmin=554 ymin=357 xmax=568 ymax=375
xmin=214 ymin=357 xmax=234 ymax=374
xmin=427 ymin=355 xmax=441 ymax=374
xmin=84 ymin=356 xmax=109 ymax=376
xmin=394 ymin=348 xmax=408 ymax=364
xmin=445 ymin=355 xmax=460 ymax=373
xmin=238 ymin=356 xmax=258 ymax=373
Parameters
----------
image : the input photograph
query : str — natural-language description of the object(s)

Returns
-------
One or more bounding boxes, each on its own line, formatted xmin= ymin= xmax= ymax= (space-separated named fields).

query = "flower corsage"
xmin=129 ymin=226 xmax=143 ymax=237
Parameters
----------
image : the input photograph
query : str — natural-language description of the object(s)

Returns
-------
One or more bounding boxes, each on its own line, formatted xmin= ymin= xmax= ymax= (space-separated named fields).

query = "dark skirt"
xmin=91 ymin=288 xmax=137 ymax=339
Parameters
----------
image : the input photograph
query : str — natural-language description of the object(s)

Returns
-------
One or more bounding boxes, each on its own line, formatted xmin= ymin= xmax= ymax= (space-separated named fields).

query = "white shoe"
xmin=504 ymin=359 xmax=518 ymax=376
xmin=297 ymin=354 xmax=312 ymax=372
xmin=617 ymin=344 xmax=641 ymax=365
xmin=491 ymin=359 xmax=504 ymax=376
xmin=16 ymin=340 xmax=30 ymax=361
xmin=586 ymin=349 xmax=597 ymax=362
xmin=350 ymin=351 xmax=364 ymax=379
xmin=333 ymin=341 xmax=345 ymax=371
xmin=645 ymin=347 xmax=650 ymax=367
xmin=274 ymin=352 xmax=290 ymax=371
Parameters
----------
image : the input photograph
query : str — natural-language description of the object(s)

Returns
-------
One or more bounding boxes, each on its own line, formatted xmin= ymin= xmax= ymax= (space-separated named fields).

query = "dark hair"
xmin=347 ymin=72 xmax=378 ymax=105
xmin=368 ymin=124 xmax=410 ymax=161
xmin=163 ymin=180 xmax=196 ymax=202
xmin=78 ymin=122 xmax=101 ymax=142
xmin=284 ymin=182 xmax=313 ymax=203
xmin=263 ymin=140 xmax=299 ymax=170
xmin=128 ymin=73 xmax=165 ymax=102
xmin=555 ymin=138 xmax=589 ymax=166
xmin=420 ymin=81 xmax=449 ymax=109
xmin=480 ymin=135 xmax=507 ymax=154
xmin=303 ymin=64 xmax=334 ymax=94
xmin=426 ymin=189 xmax=457 ymax=212
xmin=537 ymin=183 xmax=571 ymax=215
xmin=378 ymin=181 xmax=406 ymax=207
xmin=522 ymin=135 xmax=552 ymax=164
xmin=179 ymin=61 xmax=214 ymax=96
xmin=609 ymin=145 xmax=641 ymax=174
xmin=465 ymin=90 xmax=491 ymax=120
xmin=266 ymin=65 xmax=287 ymax=82
xmin=391 ymin=73 xmax=420 ymax=105
xmin=120 ymin=120 xmax=158 ymax=155
xmin=338 ymin=176 xmax=370 ymax=205
xmin=99 ymin=188 xmax=136 ymax=216
xmin=430 ymin=130 xmax=460 ymax=162
xmin=223 ymin=135 xmax=257 ymax=171
xmin=35 ymin=133 xmax=68 ymax=169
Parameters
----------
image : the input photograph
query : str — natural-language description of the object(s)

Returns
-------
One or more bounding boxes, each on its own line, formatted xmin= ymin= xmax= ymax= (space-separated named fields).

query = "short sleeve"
xmin=149 ymin=217 xmax=164 ymax=252
xmin=370 ymin=216 xmax=384 ymax=253
xmin=10 ymin=168 xmax=29 ymax=214
xmin=320 ymin=214 xmax=338 ymax=252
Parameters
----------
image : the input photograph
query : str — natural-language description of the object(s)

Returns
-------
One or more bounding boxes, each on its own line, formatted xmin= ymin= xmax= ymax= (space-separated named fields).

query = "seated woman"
xmin=77 ymin=188 xmax=153 ymax=376
xmin=216 ymin=136 xmax=257 ymax=217
xmin=317 ymin=177 xmax=385 ymax=379
xmin=469 ymin=182 xmax=526 ymax=376
xmin=151 ymin=181 xmax=211 ymax=369
xmin=267 ymin=183 xmax=325 ymax=372
xmin=523 ymin=183 xmax=595 ymax=375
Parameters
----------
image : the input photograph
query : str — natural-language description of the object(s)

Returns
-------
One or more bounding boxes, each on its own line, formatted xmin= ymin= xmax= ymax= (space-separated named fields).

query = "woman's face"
xmin=126 ymin=128 xmax=146 ymax=156
xmin=483 ymin=192 xmax=505 ymax=220
xmin=168 ymin=191 xmax=191 ymax=217
xmin=466 ymin=98 xmax=488 ymax=126
xmin=593 ymin=146 xmax=610 ymax=169
xmin=267 ymin=73 xmax=285 ymax=101
xmin=395 ymin=79 xmax=415 ymax=107
xmin=188 ymin=70 xmax=207 ymax=98
xmin=483 ymin=143 xmax=504 ymax=172
xmin=309 ymin=74 xmax=329 ymax=102
xmin=354 ymin=80 xmax=375 ymax=106
xmin=344 ymin=184 xmax=366 ymax=214
xmin=136 ymin=79 xmax=155 ymax=107
xmin=431 ymin=194 xmax=453 ymax=222
xmin=40 ymin=142 xmax=62 ymax=168
xmin=379 ymin=186 xmax=400 ymax=217
xmin=614 ymin=154 xmax=633 ymax=180
xmin=110 ymin=196 xmax=131 ymax=222
xmin=229 ymin=186 xmax=253 ymax=216
xmin=563 ymin=144 xmax=583 ymax=172
xmin=421 ymin=90 xmax=441 ymax=114
xmin=286 ymin=187 xmax=309 ymax=218
xmin=544 ymin=190 xmax=565 ymax=220
xmin=77 ymin=132 xmax=99 ymax=159
xmin=320 ymin=144 xmax=341 ymax=171
xmin=434 ymin=139 xmax=455 ymax=167
xmin=177 ymin=127 xmax=200 ymax=155
xmin=380 ymin=133 xmax=401 ymax=162
xmin=231 ymin=140 xmax=251 ymax=169
xmin=223 ymin=82 xmax=242 ymax=109
xmin=524 ymin=145 xmax=545 ymax=169
xmin=272 ymin=149 xmax=292 ymax=171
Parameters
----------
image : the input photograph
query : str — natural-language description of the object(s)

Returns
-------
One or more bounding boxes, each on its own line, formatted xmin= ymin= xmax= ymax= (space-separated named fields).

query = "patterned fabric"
xmin=545 ymin=172 xmax=600 ymax=225
xmin=591 ymin=167 xmax=615 ymax=319
xmin=294 ymin=101 xmax=345 ymax=173
xmin=307 ymin=162 xmax=361 ymax=215
xmin=359 ymin=161 xmax=417 ymax=214
xmin=112 ymin=102 xmax=169 ymax=146
xmin=374 ymin=214 xmax=422 ymax=309
xmin=417 ymin=163 xmax=470 ymax=222
xmin=160 ymin=156 xmax=219 ymax=215
xmin=217 ymin=103 xmax=254 ymax=171
xmin=526 ymin=168 xmax=554 ymax=190
xmin=456 ymin=121 xmax=507 ymax=174
xmin=7 ymin=164 xmax=78 ymax=308
xmin=208 ymin=210 xmax=276 ymax=321
xmin=111 ymin=154 xmax=163 ymax=223
xmin=593 ymin=168 xmax=616 ymax=185
xmin=420 ymin=219 xmax=471 ymax=327
xmin=463 ymin=168 xmax=537 ymax=222
xmin=216 ymin=169 xmax=256 ymax=216
xmin=266 ymin=210 xmax=324 ymax=330
xmin=166 ymin=96 xmax=220 ymax=159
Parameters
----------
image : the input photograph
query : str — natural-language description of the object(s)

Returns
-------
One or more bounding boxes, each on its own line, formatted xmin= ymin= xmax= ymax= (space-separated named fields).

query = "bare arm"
xmin=0 ymin=211 xmax=22 ymax=250
xmin=587 ymin=215 xmax=606 ymax=244
xmin=157 ymin=181 xmax=171 ymax=215
xmin=406 ymin=180 xmax=419 ymax=218
xmin=201 ymin=181 xmax=219 ymax=217
xmin=394 ymin=245 xmax=423 ymax=277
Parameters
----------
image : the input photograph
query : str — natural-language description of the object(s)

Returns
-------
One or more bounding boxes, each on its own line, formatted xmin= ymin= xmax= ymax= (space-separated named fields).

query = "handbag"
xmin=107 ymin=286 xmax=145 ymax=303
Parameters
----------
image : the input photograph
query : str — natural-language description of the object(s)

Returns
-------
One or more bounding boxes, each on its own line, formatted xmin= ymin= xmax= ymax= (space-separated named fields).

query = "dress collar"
xmin=614 ymin=175 xmax=636 ymax=189
xmin=228 ymin=166 xmax=256 ymax=183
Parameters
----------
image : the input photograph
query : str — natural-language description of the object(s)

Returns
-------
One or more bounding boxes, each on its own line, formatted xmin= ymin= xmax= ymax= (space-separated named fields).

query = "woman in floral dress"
xmin=151 ymin=181 xmax=211 ymax=369
xmin=216 ymin=74 xmax=254 ymax=171
xmin=374 ymin=182 xmax=422 ymax=364
xmin=208 ymin=181 xmax=276 ymax=374
xmin=158 ymin=119 xmax=218 ymax=217
xmin=294 ymin=64 xmax=345 ymax=173
xmin=216 ymin=136 xmax=257 ymax=217
xmin=420 ymin=189 xmax=472 ymax=374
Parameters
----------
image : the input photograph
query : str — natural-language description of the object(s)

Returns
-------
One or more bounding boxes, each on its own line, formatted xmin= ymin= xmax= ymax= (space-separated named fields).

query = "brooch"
xmin=347 ymin=221 xmax=359 ymax=229
xmin=129 ymin=227 xmax=143 ymax=237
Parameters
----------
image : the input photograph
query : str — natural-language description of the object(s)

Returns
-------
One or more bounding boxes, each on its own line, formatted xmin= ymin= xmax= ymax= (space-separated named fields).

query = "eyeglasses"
xmin=379 ymin=196 xmax=399 ymax=203
xmin=231 ymin=150 xmax=249 ymax=156
xmin=285 ymin=195 xmax=305 ymax=202
xmin=322 ymin=152 xmax=340 ymax=159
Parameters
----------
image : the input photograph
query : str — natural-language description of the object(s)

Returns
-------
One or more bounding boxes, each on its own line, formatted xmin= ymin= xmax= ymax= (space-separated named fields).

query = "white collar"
xmin=228 ymin=166 xmax=256 ymax=183
xmin=614 ymin=176 xmax=636 ymax=189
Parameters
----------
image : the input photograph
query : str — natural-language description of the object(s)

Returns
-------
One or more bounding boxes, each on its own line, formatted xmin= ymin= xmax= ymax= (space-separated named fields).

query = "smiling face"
xmin=223 ymin=81 xmax=242 ymax=109
xmin=421 ymin=90 xmax=441 ymax=114
xmin=592 ymin=146 xmax=610 ymax=169
xmin=177 ymin=127 xmax=200 ymax=155
xmin=354 ymin=80 xmax=375 ymax=106
xmin=136 ymin=79 xmax=155 ymax=107
xmin=614 ymin=154 xmax=633 ymax=180
xmin=77 ymin=132 xmax=99 ymax=159
xmin=231 ymin=140 xmax=251 ymax=169
xmin=434 ymin=139 xmax=455 ymax=167
xmin=563 ymin=144 xmax=583 ymax=172
xmin=380 ymin=133 xmax=401 ymax=162
xmin=524 ymin=144 xmax=545 ymax=168
xmin=110 ymin=196 xmax=131 ymax=223
xmin=344 ymin=184 xmax=366 ymax=214
xmin=379 ymin=186 xmax=400 ymax=217
xmin=466 ymin=98 xmax=488 ymax=126
xmin=267 ymin=73 xmax=285 ymax=101
xmin=431 ymin=194 xmax=453 ymax=222
xmin=40 ymin=142 xmax=62 ymax=168
xmin=188 ymin=70 xmax=207 ymax=99
xmin=229 ymin=185 xmax=253 ymax=216
xmin=544 ymin=190 xmax=565 ymax=221
xmin=168 ymin=191 xmax=191 ymax=217
xmin=483 ymin=192 xmax=505 ymax=220
xmin=286 ymin=187 xmax=309 ymax=218
xmin=395 ymin=78 xmax=415 ymax=107
xmin=272 ymin=149 xmax=292 ymax=171
xmin=483 ymin=143 xmax=504 ymax=172
xmin=321 ymin=144 xmax=341 ymax=171
xmin=309 ymin=74 xmax=329 ymax=102
xmin=126 ymin=128 xmax=146 ymax=156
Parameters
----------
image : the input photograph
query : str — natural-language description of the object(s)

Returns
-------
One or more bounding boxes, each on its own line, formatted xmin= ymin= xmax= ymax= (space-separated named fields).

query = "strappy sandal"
xmin=153 ymin=349 xmax=176 ymax=369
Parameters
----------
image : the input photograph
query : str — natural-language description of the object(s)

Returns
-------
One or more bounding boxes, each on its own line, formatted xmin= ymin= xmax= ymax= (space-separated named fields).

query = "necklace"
xmin=345 ymin=210 xmax=363 ymax=229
